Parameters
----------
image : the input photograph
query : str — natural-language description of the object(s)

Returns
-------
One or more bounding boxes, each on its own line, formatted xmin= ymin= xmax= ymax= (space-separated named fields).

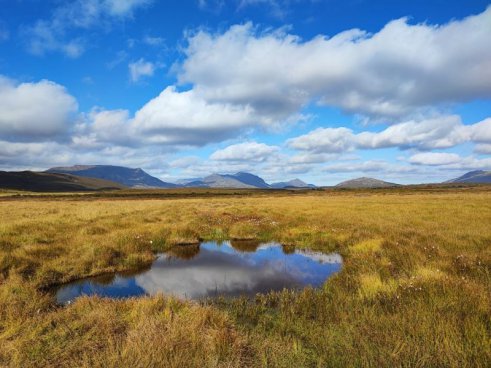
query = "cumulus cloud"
xmin=286 ymin=127 xmax=354 ymax=153
xmin=288 ymin=152 xmax=339 ymax=164
xmin=73 ymin=86 xmax=272 ymax=146
xmin=132 ymin=87 xmax=267 ymax=145
xmin=408 ymin=153 xmax=491 ymax=170
xmin=0 ymin=76 xmax=78 ymax=141
xmin=211 ymin=142 xmax=279 ymax=162
xmin=408 ymin=152 xmax=461 ymax=166
xmin=475 ymin=144 xmax=491 ymax=154
xmin=23 ymin=0 xmax=153 ymax=57
xmin=179 ymin=8 xmax=491 ymax=120
xmin=323 ymin=160 xmax=416 ymax=174
xmin=356 ymin=116 xmax=471 ymax=150
xmin=469 ymin=118 xmax=491 ymax=144
xmin=5 ymin=7 xmax=491 ymax=182
xmin=129 ymin=59 xmax=158 ymax=82
xmin=288 ymin=115 xmax=490 ymax=154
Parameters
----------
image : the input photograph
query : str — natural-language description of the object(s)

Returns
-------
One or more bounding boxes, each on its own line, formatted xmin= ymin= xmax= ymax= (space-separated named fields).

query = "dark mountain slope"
xmin=270 ymin=179 xmax=315 ymax=188
xmin=47 ymin=165 xmax=176 ymax=188
xmin=445 ymin=170 xmax=491 ymax=184
xmin=0 ymin=171 xmax=125 ymax=192
xmin=335 ymin=177 xmax=399 ymax=189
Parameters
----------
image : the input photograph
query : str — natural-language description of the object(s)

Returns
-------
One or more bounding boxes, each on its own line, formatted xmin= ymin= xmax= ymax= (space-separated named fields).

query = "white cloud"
xmin=409 ymin=152 xmax=461 ymax=166
xmin=132 ymin=87 xmax=267 ymax=145
xmin=74 ymin=109 xmax=133 ymax=148
xmin=23 ymin=0 xmax=153 ymax=57
xmin=129 ymin=59 xmax=158 ymax=82
xmin=0 ymin=76 xmax=78 ymax=141
xmin=323 ymin=160 xmax=416 ymax=174
xmin=179 ymin=8 xmax=491 ymax=120
xmin=288 ymin=115 xmax=488 ymax=154
xmin=469 ymin=118 xmax=491 ymax=143
xmin=287 ymin=127 xmax=354 ymax=153
xmin=105 ymin=0 xmax=152 ymax=16
xmin=288 ymin=152 xmax=339 ymax=164
xmin=169 ymin=156 xmax=202 ymax=169
xmin=24 ymin=21 xmax=85 ymax=58
xmin=356 ymin=116 xmax=469 ymax=150
xmin=475 ymin=144 xmax=491 ymax=154
xmin=143 ymin=35 xmax=165 ymax=46
xmin=211 ymin=142 xmax=279 ymax=162
xmin=410 ymin=154 xmax=491 ymax=170
xmin=74 ymin=86 xmax=271 ymax=146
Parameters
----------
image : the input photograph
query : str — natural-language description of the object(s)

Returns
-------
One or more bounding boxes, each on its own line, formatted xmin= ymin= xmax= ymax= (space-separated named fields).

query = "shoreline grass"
xmin=1 ymin=188 xmax=490 ymax=367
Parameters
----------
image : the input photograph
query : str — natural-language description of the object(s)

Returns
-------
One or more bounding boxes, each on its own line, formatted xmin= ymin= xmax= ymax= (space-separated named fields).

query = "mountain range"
xmin=0 ymin=165 xmax=490 ymax=192
xmin=45 ymin=166 xmax=316 ymax=189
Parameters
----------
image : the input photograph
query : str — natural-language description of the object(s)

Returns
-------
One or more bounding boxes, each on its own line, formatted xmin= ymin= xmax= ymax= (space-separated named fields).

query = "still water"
xmin=55 ymin=241 xmax=342 ymax=304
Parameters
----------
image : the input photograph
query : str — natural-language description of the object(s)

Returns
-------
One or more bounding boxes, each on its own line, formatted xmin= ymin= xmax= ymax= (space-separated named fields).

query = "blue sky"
xmin=0 ymin=0 xmax=490 ymax=185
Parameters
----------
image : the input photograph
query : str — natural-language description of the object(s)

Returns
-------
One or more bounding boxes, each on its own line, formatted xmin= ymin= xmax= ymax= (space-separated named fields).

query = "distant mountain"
xmin=0 ymin=171 xmax=125 ymax=192
xmin=228 ymin=172 xmax=270 ymax=188
xmin=180 ymin=172 xmax=318 ymax=189
xmin=335 ymin=177 xmax=399 ymax=189
xmin=445 ymin=170 xmax=491 ymax=184
xmin=185 ymin=172 xmax=270 ymax=189
xmin=270 ymin=179 xmax=316 ymax=189
xmin=175 ymin=178 xmax=203 ymax=185
xmin=47 ymin=165 xmax=177 ymax=188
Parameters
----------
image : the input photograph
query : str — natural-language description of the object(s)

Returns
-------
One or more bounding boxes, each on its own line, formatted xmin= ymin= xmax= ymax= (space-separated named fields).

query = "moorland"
xmin=0 ymin=186 xmax=490 ymax=367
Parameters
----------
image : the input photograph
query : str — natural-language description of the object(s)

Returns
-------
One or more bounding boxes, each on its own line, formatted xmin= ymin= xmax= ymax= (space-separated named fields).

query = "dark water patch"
xmin=55 ymin=241 xmax=342 ymax=304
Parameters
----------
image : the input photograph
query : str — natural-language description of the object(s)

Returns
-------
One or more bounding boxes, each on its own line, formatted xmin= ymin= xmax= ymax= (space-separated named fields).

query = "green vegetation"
xmin=0 ymin=187 xmax=490 ymax=367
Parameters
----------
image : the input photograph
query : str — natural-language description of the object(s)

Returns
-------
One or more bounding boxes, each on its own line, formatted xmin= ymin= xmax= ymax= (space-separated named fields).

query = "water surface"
xmin=55 ymin=241 xmax=342 ymax=304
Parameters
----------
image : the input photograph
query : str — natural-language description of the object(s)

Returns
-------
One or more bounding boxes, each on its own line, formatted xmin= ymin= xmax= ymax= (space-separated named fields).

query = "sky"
xmin=0 ymin=0 xmax=490 ymax=185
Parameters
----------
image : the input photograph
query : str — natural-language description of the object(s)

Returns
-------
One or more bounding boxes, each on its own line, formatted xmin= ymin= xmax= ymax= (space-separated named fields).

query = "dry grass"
xmin=0 ymin=188 xmax=490 ymax=367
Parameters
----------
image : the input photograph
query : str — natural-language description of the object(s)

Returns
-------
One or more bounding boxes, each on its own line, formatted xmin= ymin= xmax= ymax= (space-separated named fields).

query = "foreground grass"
xmin=0 ymin=188 xmax=490 ymax=367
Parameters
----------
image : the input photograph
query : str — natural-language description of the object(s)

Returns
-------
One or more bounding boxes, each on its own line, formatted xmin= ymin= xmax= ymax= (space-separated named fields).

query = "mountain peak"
xmin=47 ymin=165 xmax=176 ymax=188
xmin=335 ymin=177 xmax=399 ymax=188
xmin=446 ymin=170 xmax=491 ymax=184
xmin=270 ymin=178 xmax=314 ymax=189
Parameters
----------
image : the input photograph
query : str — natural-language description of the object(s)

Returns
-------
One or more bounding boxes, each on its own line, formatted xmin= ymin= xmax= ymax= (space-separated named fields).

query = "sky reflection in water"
xmin=55 ymin=241 xmax=342 ymax=304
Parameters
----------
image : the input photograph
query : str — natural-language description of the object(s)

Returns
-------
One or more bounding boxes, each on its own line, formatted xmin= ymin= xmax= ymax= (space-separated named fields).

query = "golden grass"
xmin=350 ymin=238 xmax=384 ymax=254
xmin=0 ymin=188 xmax=490 ymax=367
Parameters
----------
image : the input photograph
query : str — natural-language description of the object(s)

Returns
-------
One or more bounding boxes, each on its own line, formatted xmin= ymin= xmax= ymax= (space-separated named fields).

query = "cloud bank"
xmin=179 ymin=8 xmax=491 ymax=120
xmin=2 ymin=7 xmax=491 ymax=183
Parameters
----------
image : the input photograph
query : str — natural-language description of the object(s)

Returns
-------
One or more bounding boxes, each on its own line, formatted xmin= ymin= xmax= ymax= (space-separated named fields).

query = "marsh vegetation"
xmin=0 ymin=187 xmax=490 ymax=367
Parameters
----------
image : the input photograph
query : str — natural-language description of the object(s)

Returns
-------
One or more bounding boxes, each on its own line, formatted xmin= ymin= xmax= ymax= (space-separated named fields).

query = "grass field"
xmin=0 ymin=187 xmax=490 ymax=367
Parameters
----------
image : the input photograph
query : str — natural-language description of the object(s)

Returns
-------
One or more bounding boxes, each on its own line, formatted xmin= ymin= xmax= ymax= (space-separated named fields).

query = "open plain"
xmin=0 ymin=187 xmax=490 ymax=367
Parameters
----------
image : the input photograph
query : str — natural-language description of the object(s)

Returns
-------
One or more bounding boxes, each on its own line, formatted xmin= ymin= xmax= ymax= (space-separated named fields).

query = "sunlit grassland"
xmin=0 ymin=188 xmax=490 ymax=367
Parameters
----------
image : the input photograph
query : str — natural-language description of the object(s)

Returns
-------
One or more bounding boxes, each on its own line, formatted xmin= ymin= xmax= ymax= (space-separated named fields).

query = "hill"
xmin=184 ymin=172 xmax=271 ymax=189
xmin=270 ymin=179 xmax=315 ymax=189
xmin=0 ymin=171 xmax=125 ymax=192
xmin=445 ymin=170 xmax=491 ymax=184
xmin=47 ymin=165 xmax=176 ymax=188
xmin=335 ymin=177 xmax=399 ymax=189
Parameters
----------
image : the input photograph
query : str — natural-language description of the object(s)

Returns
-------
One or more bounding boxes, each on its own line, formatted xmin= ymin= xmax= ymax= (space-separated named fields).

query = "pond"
xmin=55 ymin=241 xmax=342 ymax=304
